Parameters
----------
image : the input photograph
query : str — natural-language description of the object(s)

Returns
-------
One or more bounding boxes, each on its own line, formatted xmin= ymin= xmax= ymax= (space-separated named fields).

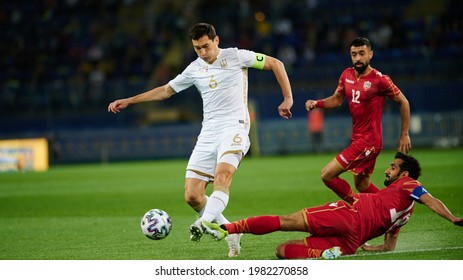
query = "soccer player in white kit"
xmin=108 ymin=23 xmax=293 ymax=257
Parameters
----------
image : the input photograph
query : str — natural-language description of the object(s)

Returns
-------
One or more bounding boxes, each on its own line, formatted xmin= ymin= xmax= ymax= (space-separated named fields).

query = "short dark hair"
xmin=395 ymin=152 xmax=422 ymax=180
xmin=350 ymin=37 xmax=372 ymax=50
xmin=189 ymin=23 xmax=217 ymax=40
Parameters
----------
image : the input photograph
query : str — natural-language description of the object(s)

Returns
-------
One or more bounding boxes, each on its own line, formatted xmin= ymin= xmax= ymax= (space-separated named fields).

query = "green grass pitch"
xmin=0 ymin=148 xmax=462 ymax=260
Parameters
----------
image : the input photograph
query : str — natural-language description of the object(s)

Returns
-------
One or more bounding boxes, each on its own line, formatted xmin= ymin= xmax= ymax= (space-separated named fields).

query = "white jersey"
xmin=168 ymin=48 xmax=256 ymax=125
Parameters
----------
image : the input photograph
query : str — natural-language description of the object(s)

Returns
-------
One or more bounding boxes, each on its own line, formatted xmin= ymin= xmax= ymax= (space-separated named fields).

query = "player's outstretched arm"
xmin=420 ymin=193 xmax=462 ymax=226
xmin=108 ymin=84 xmax=175 ymax=113
xmin=305 ymin=91 xmax=344 ymax=112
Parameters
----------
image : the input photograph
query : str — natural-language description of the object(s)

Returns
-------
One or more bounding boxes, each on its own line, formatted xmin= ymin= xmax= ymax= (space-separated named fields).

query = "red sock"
xmin=325 ymin=177 xmax=355 ymax=204
xmin=283 ymin=244 xmax=323 ymax=259
xmin=224 ymin=216 xmax=281 ymax=235
xmin=360 ymin=182 xmax=380 ymax=193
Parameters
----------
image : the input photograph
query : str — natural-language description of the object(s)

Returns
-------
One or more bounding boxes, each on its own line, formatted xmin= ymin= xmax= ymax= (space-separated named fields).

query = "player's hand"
xmin=278 ymin=98 xmax=293 ymax=119
xmin=453 ymin=218 xmax=463 ymax=227
xmin=360 ymin=242 xmax=389 ymax=252
xmin=305 ymin=100 xmax=317 ymax=112
xmin=360 ymin=242 xmax=381 ymax=252
xmin=108 ymin=99 xmax=129 ymax=113
xmin=360 ymin=242 xmax=370 ymax=251
xmin=397 ymin=134 xmax=411 ymax=154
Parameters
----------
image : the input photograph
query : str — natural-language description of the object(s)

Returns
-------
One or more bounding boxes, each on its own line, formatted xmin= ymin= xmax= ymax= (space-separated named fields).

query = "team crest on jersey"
xmin=220 ymin=59 xmax=228 ymax=69
xmin=363 ymin=81 xmax=371 ymax=91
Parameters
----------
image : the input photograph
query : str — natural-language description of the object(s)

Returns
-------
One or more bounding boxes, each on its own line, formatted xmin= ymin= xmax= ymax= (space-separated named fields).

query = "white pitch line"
xmin=342 ymin=246 xmax=463 ymax=258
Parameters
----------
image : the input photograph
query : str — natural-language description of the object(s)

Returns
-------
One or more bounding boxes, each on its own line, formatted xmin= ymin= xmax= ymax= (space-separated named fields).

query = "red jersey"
xmin=336 ymin=68 xmax=401 ymax=148
xmin=353 ymin=176 xmax=427 ymax=244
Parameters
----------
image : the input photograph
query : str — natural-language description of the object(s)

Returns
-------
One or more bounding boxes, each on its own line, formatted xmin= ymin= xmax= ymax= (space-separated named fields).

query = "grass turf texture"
xmin=0 ymin=148 xmax=462 ymax=260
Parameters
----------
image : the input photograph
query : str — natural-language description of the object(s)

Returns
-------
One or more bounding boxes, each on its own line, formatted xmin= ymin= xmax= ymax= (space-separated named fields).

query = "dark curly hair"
xmin=395 ymin=152 xmax=422 ymax=179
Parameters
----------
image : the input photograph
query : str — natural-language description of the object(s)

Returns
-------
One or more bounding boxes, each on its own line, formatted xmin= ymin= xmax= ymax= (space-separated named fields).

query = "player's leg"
xmin=324 ymin=142 xmax=381 ymax=203
xmin=276 ymin=238 xmax=343 ymax=259
xmin=354 ymin=173 xmax=380 ymax=193
xmin=185 ymin=148 xmax=231 ymax=241
xmin=199 ymin=128 xmax=249 ymax=256
xmin=275 ymin=240 xmax=316 ymax=259
xmin=198 ymin=126 xmax=250 ymax=224
xmin=352 ymin=153 xmax=380 ymax=193
xmin=185 ymin=177 xmax=233 ymax=240
xmin=202 ymin=213 xmax=297 ymax=252
xmin=276 ymin=205 xmax=359 ymax=259
xmin=204 ymin=211 xmax=307 ymax=237
xmin=320 ymin=159 xmax=355 ymax=203
xmin=187 ymin=154 xmax=243 ymax=253
xmin=205 ymin=203 xmax=357 ymax=237
xmin=184 ymin=177 xmax=208 ymax=213
xmin=199 ymin=161 xmax=237 ymax=223
xmin=203 ymin=205 xmax=353 ymax=258
xmin=184 ymin=177 xmax=211 ymax=242
xmin=202 ymin=159 xmax=241 ymax=257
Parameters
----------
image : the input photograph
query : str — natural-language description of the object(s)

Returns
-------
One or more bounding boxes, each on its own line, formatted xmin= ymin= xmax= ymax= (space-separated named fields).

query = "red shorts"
xmin=302 ymin=201 xmax=361 ymax=255
xmin=335 ymin=139 xmax=379 ymax=175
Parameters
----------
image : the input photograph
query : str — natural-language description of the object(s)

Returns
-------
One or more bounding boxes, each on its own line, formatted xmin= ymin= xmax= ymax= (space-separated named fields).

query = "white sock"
xmin=199 ymin=191 xmax=229 ymax=222
xmin=195 ymin=195 xmax=229 ymax=224
xmin=214 ymin=214 xmax=230 ymax=224
xmin=196 ymin=196 xmax=208 ymax=217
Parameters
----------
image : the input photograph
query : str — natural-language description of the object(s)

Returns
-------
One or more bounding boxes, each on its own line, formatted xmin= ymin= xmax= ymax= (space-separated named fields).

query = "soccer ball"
xmin=140 ymin=209 xmax=172 ymax=240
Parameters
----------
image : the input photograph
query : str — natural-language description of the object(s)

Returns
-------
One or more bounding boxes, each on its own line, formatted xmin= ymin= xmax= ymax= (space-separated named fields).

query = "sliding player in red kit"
xmin=306 ymin=37 xmax=411 ymax=204
xmin=201 ymin=152 xmax=463 ymax=259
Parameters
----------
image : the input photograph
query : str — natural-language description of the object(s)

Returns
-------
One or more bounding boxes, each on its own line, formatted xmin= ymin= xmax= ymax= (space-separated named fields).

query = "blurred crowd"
xmin=1 ymin=0 xmax=462 ymax=119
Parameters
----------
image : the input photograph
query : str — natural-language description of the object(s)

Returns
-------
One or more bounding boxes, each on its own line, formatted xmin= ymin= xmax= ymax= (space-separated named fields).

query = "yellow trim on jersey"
xmin=252 ymin=53 xmax=266 ymax=69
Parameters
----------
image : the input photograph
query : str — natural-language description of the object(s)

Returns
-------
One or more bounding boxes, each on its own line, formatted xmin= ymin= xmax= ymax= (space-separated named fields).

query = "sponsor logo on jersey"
xmin=199 ymin=66 xmax=208 ymax=73
xmin=232 ymin=134 xmax=242 ymax=146
xmin=345 ymin=78 xmax=355 ymax=84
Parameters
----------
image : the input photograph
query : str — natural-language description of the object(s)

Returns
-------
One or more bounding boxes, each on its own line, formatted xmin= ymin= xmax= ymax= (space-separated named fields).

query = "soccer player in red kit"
xmin=305 ymin=37 xmax=411 ymax=204
xmin=201 ymin=152 xmax=463 ymax=259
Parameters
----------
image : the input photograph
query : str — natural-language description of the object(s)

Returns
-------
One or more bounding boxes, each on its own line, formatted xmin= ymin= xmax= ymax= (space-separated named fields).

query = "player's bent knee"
xmin=320 ymin=168 xmax=334 ymax=183
xmin=320 ymin=172 xmax=333 ymax=183
xmin=184 ymin=193 xmax=203 ymax=208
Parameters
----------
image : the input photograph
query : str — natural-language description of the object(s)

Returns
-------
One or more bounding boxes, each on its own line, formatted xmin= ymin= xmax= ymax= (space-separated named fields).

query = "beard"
xmin=384 ymin=176 xmax=398 ymax=186
xmin=354 ymin=62 xmax=368 ymax=74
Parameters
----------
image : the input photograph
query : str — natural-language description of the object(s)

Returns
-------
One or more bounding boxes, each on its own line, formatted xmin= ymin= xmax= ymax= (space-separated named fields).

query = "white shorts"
xmin=186 ymin=119 xmax=250 ymax=182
